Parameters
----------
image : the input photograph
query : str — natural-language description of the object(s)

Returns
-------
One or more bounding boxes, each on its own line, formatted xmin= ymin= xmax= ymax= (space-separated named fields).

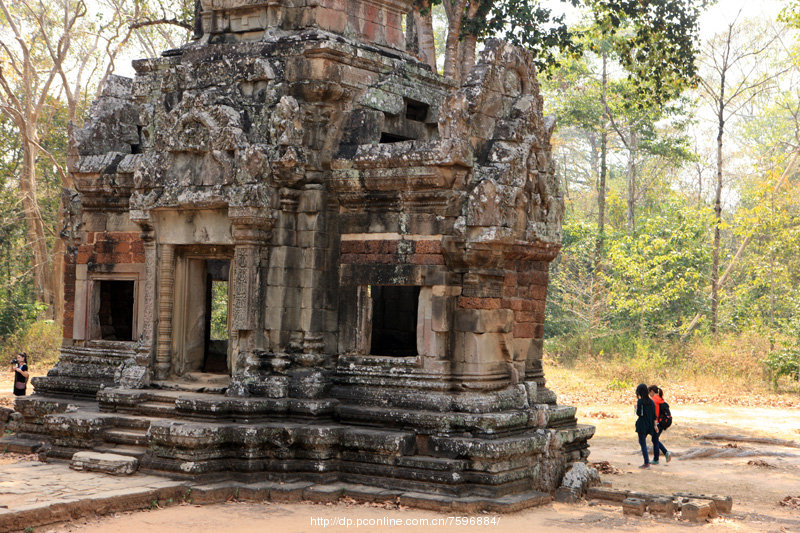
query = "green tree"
xmin=696 ymin=17 xmax=786 ymax=336
xmin=0 ymin=0 xmax=192 ymax=322
xmin=604 ymin=201 xmax=712 ymax=337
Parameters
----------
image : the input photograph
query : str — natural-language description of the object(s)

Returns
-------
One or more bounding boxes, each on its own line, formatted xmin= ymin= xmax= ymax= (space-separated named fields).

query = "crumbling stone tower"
xmin=17 ymin=0 xmax=593 ymax=509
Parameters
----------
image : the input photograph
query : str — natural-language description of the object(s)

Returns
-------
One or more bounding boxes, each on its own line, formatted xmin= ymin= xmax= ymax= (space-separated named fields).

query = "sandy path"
xmin=22 ymin=399 xmax=799 ymax=533
xmin=581 ymin=402 xmax=800 ymax=526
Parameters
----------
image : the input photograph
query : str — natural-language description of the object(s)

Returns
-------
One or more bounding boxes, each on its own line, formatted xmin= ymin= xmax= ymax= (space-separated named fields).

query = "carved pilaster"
xmin=137 ymin=225 xmax=158 ymax=368
xmin=155 ymin=244 xmax=176 ymax=380
xmin=231 ymin=244 xmax=260 ymax=332
xmin=298 ymin=185 xmax=328 ymax=356
xmin=229 ymin=207 xmax=272 ymax=378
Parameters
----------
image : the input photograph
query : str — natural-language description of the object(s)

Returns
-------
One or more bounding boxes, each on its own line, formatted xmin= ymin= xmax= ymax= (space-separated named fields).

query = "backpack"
xmin=658 ymin=401 xmax=672 ymax=430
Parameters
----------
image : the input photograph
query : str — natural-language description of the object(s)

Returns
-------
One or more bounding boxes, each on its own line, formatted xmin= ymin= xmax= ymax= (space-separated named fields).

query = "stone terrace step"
xmin=0 ymin=436 xmax=44 ymax=454
xmin=0 ymin=471 xmax=549 ymax=533
xmin=98 ymin=387 xmax=337 ymax=420
xmin=112 ymin=415 xmax=152 ymax=430
xmin=104 ymin=427 xmax=149 ymax=446
xmin=94 ymin=444 xmax=148 ymax=459
xmin=135 ymin=401 xmax=177 ymax=417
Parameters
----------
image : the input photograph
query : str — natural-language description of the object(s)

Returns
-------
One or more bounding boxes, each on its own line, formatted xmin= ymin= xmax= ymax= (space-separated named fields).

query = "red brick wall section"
xmin=340 ymin=239 xmax=444 ymax=266
xmin=339 ymin=239 xmax=550 ymax=342
xmin=504 ymin=261 xmax=549 ymax=340
xmin=64 ymin=231 xmax=144 ymax=339
xmin=76 ymin=232 xmax=145 ymax=265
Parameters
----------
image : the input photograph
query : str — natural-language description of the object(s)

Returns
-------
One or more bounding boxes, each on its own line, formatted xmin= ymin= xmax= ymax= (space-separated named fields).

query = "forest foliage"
xmin=0 ymin=0 xmax=798 ymax=388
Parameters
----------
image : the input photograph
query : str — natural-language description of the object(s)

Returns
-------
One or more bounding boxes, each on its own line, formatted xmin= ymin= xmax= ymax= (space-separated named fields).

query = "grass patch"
xmin=545 ymin=331 xmax=800 ymax=400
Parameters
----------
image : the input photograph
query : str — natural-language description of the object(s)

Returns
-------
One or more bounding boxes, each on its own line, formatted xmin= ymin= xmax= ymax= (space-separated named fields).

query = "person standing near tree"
xmin=12 ymin=352 xmax=28 ymax=396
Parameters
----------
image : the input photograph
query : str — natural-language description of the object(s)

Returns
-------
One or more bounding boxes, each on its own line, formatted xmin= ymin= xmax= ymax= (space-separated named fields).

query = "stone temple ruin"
xmin=15 ymin=0 xmax=593 ymax=509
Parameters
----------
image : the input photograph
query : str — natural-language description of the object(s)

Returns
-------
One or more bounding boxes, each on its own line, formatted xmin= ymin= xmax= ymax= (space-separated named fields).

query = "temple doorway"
xmin=203 ymin=260 xmax=229 ymax=373
xmin=172 ymin=247 xmax=233 ymax=377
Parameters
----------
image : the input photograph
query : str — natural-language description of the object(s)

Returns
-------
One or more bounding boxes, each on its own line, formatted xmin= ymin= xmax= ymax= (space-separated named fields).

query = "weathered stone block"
xmin=587 ymin=486 xmax=629 ymax=502
xmin=557 ymin=462 xmax=599 ymax=501
xmin=622 ymin=497 xmax=646 ymax=516
xmin=648 ymin=496 xmax=675 ymax=517
xmin=680 ymin=499 xmax=714 ymax=522
xmin=303 ymin=484 xmax=344 ymax=503
xmin=674 ymin=492 xmax=732 ymax=514
xmin=270 ymin=482 xmax=312 ymax=503
xmin=70 ymin=451 xmax=139 ymax=475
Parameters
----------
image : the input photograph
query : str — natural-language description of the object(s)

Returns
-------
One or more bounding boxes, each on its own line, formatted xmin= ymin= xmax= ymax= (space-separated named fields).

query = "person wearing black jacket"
xmin=635 ymin=383 xmax=659 ymax=468
xmin=12 ymin=352 xmax=28 ymax=396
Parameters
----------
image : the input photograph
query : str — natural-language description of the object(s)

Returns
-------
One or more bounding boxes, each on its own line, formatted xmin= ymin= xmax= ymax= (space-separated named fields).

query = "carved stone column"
xmin=228 ymin=207 xmax=272 ymax=386
xmin=299 ymin=185 xmax=327 ymax=357
xmin=155 ymin=244 xmax=176 ymax=380
xmin=136 ymin=224 xmax=158 ymax=369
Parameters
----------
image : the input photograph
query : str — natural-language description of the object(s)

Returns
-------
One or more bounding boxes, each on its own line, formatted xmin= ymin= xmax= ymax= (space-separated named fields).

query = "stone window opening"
xmin=404 ymin=99 xmax=429 ymax=122
xmin=379 ymin=131 xmax=414 ymax=143
xmin=93 ymin=280 xmax=136 ymax=341
xmin=131 ymin=125 xmax=143 ymax=154
xmin=369 ymin=285 xmax=420 ymax=357
xmin=378 ymin=99 xmax=432 ymax=143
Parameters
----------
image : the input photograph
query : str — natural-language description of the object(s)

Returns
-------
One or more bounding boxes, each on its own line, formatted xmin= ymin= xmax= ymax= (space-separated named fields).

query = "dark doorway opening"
xmin=203 ymin=259 xmax=229 ymax=373
xmin=98 ymin=280 xmax=135 ymax=341
xmin=370 ymin=285 xmax=420 ymax=356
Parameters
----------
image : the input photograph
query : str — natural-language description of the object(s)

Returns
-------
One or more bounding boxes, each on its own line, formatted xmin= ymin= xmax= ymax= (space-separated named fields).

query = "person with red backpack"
xmin=635 ymin=383 xmax=660 ymax=468
xmin=648 ymin=385 xmax=672 ymax=464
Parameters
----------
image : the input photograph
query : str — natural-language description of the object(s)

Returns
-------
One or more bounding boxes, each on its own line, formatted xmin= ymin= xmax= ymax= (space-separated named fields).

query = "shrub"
xmin=0 ymin=319 xmax=61 ymax=369
xmin=764 ymin=349 xmax=800 ymax=388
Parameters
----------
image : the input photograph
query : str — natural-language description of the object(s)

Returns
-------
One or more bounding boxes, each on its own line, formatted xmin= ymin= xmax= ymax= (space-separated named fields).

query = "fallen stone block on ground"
xmin=622 ymin=497 xmax=646 ymax=516
xmin=554 ymin=462 xmax=600 ymax=502
xmin=648 ymin=496 xmax=675 ymax=517
xmin=674 ymin=492 xmax=732 ymax=513
xmin=70 ymin=451 xmax=139 ymax=475
xmin=586 ymin=486 xmax=629 ymax=502
xmin=680 ymin=498 xmax=716 ymax=522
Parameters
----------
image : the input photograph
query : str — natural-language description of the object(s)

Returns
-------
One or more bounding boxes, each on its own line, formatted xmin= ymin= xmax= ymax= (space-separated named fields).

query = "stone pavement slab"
xmin=0 ymin=461 xmax=189 ymax=532
xmin=0 ymin=455 xmax=554 ymax=531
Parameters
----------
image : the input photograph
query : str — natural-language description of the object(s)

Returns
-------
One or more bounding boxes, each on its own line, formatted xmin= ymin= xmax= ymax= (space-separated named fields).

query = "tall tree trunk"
xmin=460 ymin=33 xmax=477 ymax=81
xmin=458 ymin=0 xmax=481 ymax=81
xmin=697 ymin=167 xmax=703 ymax=204
xmin=442 ymin=0 xmax=468 ymax=81
xmin=414 ymin=7 xmax=436 ymax=70
xmin=626 ymin=130 xmax=637 ymax=234
xmin=711 ymin=97 xmax=725 ymax=337
xmin=598 ymin=131 xmax=607 ymax=241
xmin=20 ymin=132 xmax=54 ymax=311
xmin=597 ymin=53 xmax=608 ymax=262
xmin=768 ymin=190 xmax=775 ymax=349
xmin=590 ymin=53 xmax=609 ymax=356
